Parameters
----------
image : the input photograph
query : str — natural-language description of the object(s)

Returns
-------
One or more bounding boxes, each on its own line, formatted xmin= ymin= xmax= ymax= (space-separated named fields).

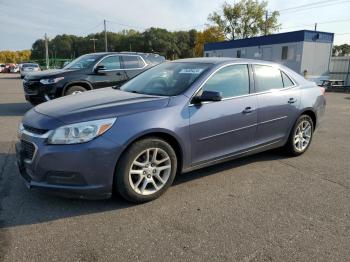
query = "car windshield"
xmin=23 ymin=63 xmax=38 ymax=68
xmin=64 ymin=54 xmax=100 ymax=69
xmin=120 ymin=62 xmax=211 ymax=96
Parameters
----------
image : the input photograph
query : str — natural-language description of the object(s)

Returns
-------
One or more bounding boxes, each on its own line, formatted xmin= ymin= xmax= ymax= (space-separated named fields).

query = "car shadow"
xmin=0 ymin=149 xmax=287 ymax=229
xmin=0 ymin=103 xmax=32 ymax=116
xmin=174 ymin=150 xmax=285 ymax=185
xmin=0 ymin=75 xmax=21 ymax=80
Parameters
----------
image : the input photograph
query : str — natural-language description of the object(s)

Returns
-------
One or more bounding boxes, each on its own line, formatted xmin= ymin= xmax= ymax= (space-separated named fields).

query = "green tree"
xmin=333 ymin=44 xmax=350 ymax=56
xmin=195 ymin=27 xmax=225 ymax=57
xmin=208 ymin=0 xmax=280 ymax=40
xmin=28 ymin=28 xmax=199 ymax=61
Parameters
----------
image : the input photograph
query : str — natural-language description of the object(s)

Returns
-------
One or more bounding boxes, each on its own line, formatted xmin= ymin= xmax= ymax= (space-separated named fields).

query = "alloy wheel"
xmin=128 ymin=148 xmax=171 ymax=195
xmin=71 ymin=91 xmax=83 ymax=95
xmin=293 ymin=119 xmax=312 ymax=152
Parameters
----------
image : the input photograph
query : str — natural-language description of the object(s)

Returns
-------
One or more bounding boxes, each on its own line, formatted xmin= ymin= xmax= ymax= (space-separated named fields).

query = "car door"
xmin=91 ymin=55 xmax=127 ymax=89
xmin=253 ymin=64 xmax=300 ymax=146
xmin=121 ymin=55 xmax=147 ymax=81
xmin=189 ymin=64 xmax=257 ymax=165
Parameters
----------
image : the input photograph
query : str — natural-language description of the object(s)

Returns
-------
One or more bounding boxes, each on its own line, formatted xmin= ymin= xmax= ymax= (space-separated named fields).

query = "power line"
xmin=106 ymin=19 xmax=145 ymax=31
xmin=280 ymin=18 xmax=350 ymax=30
xmin=278 ymin=1 xmax=350 ymax=14
xmin=277 ymin=0 xmax=343 ymax=12
xmin=81 ymin=21 xmax=103 ymax=36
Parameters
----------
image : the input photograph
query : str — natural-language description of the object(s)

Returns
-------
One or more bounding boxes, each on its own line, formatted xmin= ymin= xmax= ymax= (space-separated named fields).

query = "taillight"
xmin=320 ymin=87 xmax=326 ymax=96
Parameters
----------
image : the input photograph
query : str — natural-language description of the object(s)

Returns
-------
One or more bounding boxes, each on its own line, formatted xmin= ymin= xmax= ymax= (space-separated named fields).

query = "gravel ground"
xmin=0 ymin=74 xmax=349 ymax=262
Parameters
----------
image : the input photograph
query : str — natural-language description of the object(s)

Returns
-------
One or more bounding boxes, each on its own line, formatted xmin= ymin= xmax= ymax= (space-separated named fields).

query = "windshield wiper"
xmin=129 ymin=90 xmax=144 ymax=94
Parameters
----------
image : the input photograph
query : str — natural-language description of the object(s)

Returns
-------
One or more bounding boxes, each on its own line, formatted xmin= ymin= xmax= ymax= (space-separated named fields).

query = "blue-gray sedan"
xmin=16 ymin=58 xmax=326 ymax=202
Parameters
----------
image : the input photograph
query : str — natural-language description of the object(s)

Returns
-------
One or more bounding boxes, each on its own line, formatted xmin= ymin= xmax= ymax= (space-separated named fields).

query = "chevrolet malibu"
xmin=16 ymin=58 xmax=326 ymax=203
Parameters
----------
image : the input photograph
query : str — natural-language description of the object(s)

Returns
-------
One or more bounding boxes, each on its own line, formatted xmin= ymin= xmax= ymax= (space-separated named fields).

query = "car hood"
xmin=25 ymin=69 xmax=79 ymax=80
xmin=33 ymin=87 xmax=170 ymax=125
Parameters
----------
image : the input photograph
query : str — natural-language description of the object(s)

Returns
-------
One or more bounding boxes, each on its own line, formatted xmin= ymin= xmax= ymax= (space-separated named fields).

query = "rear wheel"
xmin=65 ymin=85 xmax=88 ymax=96
xmin=284 ymin=115 xmax=314 ymax=156
xmin=115 ymin=138 xmax=177 ymax=203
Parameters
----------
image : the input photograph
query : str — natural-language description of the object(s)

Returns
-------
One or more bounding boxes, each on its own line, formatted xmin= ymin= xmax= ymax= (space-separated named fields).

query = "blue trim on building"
xmin=204 ymin=30 xmax=334 ymax=51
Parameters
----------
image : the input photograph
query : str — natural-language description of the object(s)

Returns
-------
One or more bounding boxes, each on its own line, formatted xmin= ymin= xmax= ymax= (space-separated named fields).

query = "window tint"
xmin=281 ymin=71 xmax=294 ymax=87
xmin=254 ymin=65 xmax=284 ymax=92
xmin=202 ymin=65 xmax=249 ymax=98
xmin=99 ymin=56 xmax=121 ymax=70
xmin=122 ymin=55 xmax=144 ymax=69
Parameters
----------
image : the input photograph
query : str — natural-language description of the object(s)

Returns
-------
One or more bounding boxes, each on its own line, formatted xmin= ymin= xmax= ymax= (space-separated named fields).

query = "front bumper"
xmin=15 ymin=132 xmax=123 ymax=199
xmin=23 ymin=80 xmax=61 ymax=104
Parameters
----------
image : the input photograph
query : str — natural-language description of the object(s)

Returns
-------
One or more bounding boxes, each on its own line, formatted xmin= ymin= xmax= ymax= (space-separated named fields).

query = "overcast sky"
xmin=1 ymin=0 xmax=349 ymax=50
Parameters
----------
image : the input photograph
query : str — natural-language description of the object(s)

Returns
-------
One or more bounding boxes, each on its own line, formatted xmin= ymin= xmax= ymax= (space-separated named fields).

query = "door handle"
xmin=116 ymin=72 xmax=122 ymax=76
xmin=242 ymin=107 xmax=254 ymax=114
xmin=288 ymin=98 xmax=297 ymax=104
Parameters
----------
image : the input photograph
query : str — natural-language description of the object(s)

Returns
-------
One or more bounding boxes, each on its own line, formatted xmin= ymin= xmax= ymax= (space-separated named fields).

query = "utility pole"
xmin=44 ymin=33 xmax=49 ymax=69
xmin=104 ymin=19 xmax=108 ymax=52
xmin=264 ymin=11 xmax=268 ymax=36
xmin=314 ymin=23 xmax=318 ymax=31
xmin=90 ymin=38 xmax=98 ymax=52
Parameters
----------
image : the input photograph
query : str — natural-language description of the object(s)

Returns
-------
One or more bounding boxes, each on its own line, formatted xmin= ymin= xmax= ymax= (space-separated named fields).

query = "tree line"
xmin=0 ymin=50 xmax=31 ymax=64
xmin=31 ymin=28 xmax=199 ymax=60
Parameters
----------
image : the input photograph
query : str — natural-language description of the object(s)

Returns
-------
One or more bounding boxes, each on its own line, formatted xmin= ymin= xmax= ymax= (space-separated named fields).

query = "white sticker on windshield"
xmin=86 ymin=59 xmax=96 ymax=62
xmin=179 ymin=69 xmax=204 ymax=74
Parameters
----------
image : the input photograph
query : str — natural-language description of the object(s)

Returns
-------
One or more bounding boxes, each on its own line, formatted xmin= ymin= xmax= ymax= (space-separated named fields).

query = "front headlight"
xmin=18 ymin=122 xmax=24 ymax=139
xmin=47 ymin=118 xmax=116 ymax=145
xmin=40 ymin=77 xmax=64 ymax=85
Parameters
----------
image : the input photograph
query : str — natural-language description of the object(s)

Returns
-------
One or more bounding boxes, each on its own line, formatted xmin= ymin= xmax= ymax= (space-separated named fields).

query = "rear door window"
xmin=253 ymin=65 xmax=284 ymax=92
xmin=281 ymin=71 xmax=295 ymax=87
xmin=122 ymin=55 xmax=145 ymax=69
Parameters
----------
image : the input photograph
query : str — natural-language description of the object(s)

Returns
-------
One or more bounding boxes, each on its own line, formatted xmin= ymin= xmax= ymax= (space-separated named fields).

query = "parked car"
xmin=20 ymin=63 xmax=40 ymax=79
xmin=10 ymin=65 xmax=20 ymax=73
xmin=0 ymin=64 xmax=5 ymax=72
xmin=22 ymin=52 xmax=165 ymax=105
xmin=16 ymin=58 xmax=326 ymax=202
xmin=2 ymin=64 xmax=13 ymax=73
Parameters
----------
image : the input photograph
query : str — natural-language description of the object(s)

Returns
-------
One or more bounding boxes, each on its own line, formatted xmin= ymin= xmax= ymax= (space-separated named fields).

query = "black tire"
xmin=284 ymin=114 xmax=314 ymax=156
xmin=115 ymin=137 xmax=177 ymax=203
xmin=65 ymin=85 xmax=88 ymax=96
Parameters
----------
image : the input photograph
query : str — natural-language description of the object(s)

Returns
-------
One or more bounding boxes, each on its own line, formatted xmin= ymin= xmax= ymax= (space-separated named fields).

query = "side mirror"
xmin=192 ymin=90 xmax=222 ymax=104
xmin=94 ymin=65 xmax=106 ymax=73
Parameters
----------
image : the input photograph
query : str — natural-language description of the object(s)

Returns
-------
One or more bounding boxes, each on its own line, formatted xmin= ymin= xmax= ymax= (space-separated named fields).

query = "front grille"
xmin=23 ymin=80 xmax=40 ymax=94
xmin=23 ymin=124 xmax=48 ymax=135
xmin=21 ymin=140 xmax=36 ymax=161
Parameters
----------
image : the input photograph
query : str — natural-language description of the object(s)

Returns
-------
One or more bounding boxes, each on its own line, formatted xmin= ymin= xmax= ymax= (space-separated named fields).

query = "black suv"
xmin=22 ymin=52 xmax=165 ymax=104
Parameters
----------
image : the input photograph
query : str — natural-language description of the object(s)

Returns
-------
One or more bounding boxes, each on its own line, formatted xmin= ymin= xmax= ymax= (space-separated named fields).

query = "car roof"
xmin=86 ymin=52 xmax=161 ymax=57
xmin=174 ymin=57 xmax=280 ymax=66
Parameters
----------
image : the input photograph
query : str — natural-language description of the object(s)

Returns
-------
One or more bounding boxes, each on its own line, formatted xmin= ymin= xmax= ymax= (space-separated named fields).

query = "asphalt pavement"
xmin=0 ymin=74 xmax=349 ymax=262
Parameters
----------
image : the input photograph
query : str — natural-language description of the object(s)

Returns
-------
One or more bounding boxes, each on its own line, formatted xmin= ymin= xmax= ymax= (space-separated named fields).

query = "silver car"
xmin=20 ymin=63 xmax=40 ymax=79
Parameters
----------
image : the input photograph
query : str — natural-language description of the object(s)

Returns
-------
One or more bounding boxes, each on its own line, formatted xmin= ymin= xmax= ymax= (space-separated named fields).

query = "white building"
xmin=204 ymin=30 xmax=334 ymax=83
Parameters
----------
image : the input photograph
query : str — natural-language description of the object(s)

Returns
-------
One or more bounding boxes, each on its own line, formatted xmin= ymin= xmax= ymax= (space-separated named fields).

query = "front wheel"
xmin=284 ymin=115 xmax=314 ymax=156
xmin=65 ymin=85 xmax=88 ymax=96
xmin=115 ymin=138 xmax=177 ymax=203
